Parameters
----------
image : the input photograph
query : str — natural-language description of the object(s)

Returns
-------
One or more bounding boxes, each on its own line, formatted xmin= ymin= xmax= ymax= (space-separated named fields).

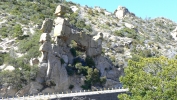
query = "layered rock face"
xmin=114 ymin=6 xmax=135 ymax=19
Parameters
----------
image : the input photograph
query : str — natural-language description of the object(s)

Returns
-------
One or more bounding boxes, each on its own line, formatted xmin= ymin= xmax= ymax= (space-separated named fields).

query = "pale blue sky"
xmin=67 ymin=0 xmax=177 ymax=23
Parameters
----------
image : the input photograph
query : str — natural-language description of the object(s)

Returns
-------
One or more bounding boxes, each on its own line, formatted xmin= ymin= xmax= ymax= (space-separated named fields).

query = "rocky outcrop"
xmin=37 ymin=19 xmax=69 ymax=92
xmin=35 ymin=4 xmax=116 ymax=94
xmin=114 ymin=6 xmax=135 ymax=19
xmin=171 ymin=27 xmax=177 ymax=41
xmin=1 ymin=4 xmax=123 ymax=96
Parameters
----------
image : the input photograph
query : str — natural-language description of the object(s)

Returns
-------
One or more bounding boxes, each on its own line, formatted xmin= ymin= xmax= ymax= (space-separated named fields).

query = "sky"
xmin=67 ymin=0 xmax=177 ymax=23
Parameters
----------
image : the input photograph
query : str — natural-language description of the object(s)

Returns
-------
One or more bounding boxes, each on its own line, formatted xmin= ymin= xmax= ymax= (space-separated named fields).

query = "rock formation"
xmin=36 ymin=6 xmax=69 ymax=92
xmin=171 ymin=27 xmax=177 ymax=41
xmin=15 ymin=4 xmax=122 ymax=96
xmin=36 ymin=4 xmax=122 ymax=92
xmin=114 ymin=6 xmax=135 ymax=19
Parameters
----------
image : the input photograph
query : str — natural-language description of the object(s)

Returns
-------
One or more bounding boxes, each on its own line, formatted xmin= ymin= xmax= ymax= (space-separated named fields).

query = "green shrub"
xmin=114 ymin=30 xmax=124 ymax=37
xmin=87 ymin=9 xmax=94 ymax=16
xmin=114 ymin=28 xmax=138 ymax=39
xmin=18 ymin=30 xmax=41 ymax=60
xmin=70 ymin=48 xmax=77 ymax=57
xmin=13 ymin=24 xmax=23 ymax=37
xmin=106 ymin=21 xmax=111 ymax=26
xmin=75 ymin=63 xmax=89 ymax=76
xmin=0 ymin=54 xmax=5 ymax=65
xmin=85 ymin=25 xmax=92 ymax=32
xmin=76 ymin=19 xmax=86 ymax=29
xmin=66 ymin=65 xmax=75 ymax=76
xmin=81 ymin=68 xmax=106 ymax=89
xmin=119 ymin=56 xmax=177 ymax=100
xmin=100 ymin=76 xmax=106 ymax=85
xmin=60 ymin=58 xmax=65 ymax=64
xmin=69 ymin=84 xmax=74 ymax=90
xmin=85 ymin=56 xmax=95 ymax=68
xmin=0 ymin=70 xmax=22 ymax=89
xmin=112 ymin=22 xmax=117 ymax=26
xmin=110 ymin=55 xmax=116 ymax=62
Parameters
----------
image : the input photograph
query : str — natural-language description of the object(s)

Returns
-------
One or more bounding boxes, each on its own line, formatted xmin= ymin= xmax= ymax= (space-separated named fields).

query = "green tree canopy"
xmin=118 ymin=56 xmax=177 ymax=100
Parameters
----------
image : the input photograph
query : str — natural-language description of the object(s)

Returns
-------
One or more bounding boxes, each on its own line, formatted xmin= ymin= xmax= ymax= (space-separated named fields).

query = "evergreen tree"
xmin=118 ymin=56 xmax=177 ymax=100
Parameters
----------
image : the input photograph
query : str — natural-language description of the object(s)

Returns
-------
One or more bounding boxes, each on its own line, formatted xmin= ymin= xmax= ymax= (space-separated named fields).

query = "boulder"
xmin=70 ymin=6 xmax=78 ymax=13
xmin=124 ymin=23 xmax=135 ymax=29
xmin=0 ymin=64 xmax=6 ymax=70
xmin=114 ymin=6 xmax=135 ymax=19
xmin=171 ymin=27 xmax=177 ymax=41
xmin=3 ymin=66 xmax=15 ymax=71
xmin=109 ymin=36 xmax=119 ymax=42
xmin=39 ymin=33 xmax=51 ymax=43
xmin=104 ymin=11 xmax=111 ymax=16
xmin=54 ymin=17 xmax=71 ymax=37
xmin=54 ymin=5 xmax=67 ymax=16
xmin=40 ymin=18 xmax=53 ymax=33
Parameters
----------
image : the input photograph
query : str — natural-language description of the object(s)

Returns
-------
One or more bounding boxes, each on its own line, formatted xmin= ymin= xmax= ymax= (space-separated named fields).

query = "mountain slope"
xmin=0 ymin=0 xmax=177 ymax=97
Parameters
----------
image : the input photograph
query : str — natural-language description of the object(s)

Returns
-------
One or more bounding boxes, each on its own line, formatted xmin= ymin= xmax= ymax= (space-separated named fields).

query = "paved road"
xmin=2 ymin=89 xmax=128 ymax=100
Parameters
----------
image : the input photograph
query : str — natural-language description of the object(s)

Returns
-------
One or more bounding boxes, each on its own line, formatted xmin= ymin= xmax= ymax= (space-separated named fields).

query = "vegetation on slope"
xmin=118 ymin=56 xmax=177 ymax=100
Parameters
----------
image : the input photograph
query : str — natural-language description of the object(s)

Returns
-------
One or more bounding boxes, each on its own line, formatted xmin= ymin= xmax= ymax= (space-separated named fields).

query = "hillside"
xmin=0 ymin=0 xmax=177 ymax=97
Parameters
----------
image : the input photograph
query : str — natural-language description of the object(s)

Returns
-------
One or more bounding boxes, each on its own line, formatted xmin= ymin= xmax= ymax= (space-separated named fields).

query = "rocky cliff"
xmin=0 ymin=0 xmax=177 ymax=97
